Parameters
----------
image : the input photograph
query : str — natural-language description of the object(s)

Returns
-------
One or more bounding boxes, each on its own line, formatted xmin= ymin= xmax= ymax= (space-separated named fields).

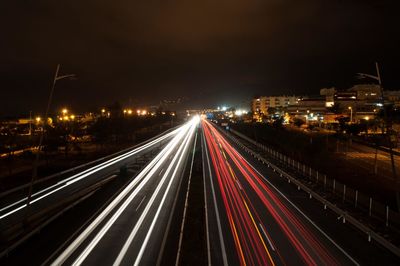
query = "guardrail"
xmin=225 ymin=128 xmax=400 ymax=258
xmin=0 ymin=125 xmax=179 ymax=200
xmin=229 ymin=129 xmax=400 ymax=229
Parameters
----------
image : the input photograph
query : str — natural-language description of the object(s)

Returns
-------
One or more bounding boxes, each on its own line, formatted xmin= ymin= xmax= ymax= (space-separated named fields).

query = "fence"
xmin=229 ymin=129 xmax=400 ymax=231
xmin=227 ymin=128 xmax=400 ymax=257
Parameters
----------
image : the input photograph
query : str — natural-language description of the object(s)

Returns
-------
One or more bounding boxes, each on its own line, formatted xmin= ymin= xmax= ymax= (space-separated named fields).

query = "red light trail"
xmin=202 ymin=119 xmax=340 ymax=265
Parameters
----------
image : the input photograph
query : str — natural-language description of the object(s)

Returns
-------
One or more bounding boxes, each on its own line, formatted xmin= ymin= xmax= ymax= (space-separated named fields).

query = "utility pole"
xmin=25 ymin=64 xmax=76 ymax=213
xmin=29 ymin=110 xmax=32 ymax=138
xmin=358 ymin=62 xmax=400 ymax=210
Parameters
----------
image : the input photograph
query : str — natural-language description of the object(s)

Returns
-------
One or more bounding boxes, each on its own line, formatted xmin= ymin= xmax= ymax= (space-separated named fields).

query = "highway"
xmin=202 ymin=119 xmax=359 ymax=265
xmin=0 ymin=127 xmax=180 ymax=223
xmin=49 ymin=116 xmax=199 ymax=265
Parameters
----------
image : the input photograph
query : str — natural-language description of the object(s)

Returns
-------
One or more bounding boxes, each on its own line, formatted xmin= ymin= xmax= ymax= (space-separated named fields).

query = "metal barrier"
xmin=226 ymin=128 xmax=400 ymax=257
xmin=0 ymin=125 xmax=179 ymax=199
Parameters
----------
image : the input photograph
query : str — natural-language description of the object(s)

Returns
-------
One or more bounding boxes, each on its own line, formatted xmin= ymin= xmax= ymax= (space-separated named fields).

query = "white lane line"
xmin=50 ymin=123 xmax=191 ymax=266
xmin=240 ymin=153 xmax=360 ymax=266
xmin=203 ymin=131 xmax=229 ymax=266
xmin=159 ymin=169 xmax=164 ymax=176
xmin=259 ymin=223 xmax=276 ymax=252
xmin=113 ymin=119 xmax=197 ymax=265
xmin=235 ymin=179 xmax=243 ymax=190
xmin=202 ymin=134 xmax=212 ymax=266
xmin=135 ymin=196 xmax=146 ymax=211
xmin=132 ymin=122 xmax=197 ymax=266
xmin=0 ymin=128 xmax=181 ymax=218
xmin=70 ymin=125 xmax=190 ymax=266
xmin=175 ymin=131 xmax=198 ymax=265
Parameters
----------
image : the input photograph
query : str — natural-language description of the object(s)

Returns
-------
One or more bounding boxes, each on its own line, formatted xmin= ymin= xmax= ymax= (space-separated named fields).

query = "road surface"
xmin=49 ymin=117 xmax=199 ymax=265
xmin=202 ymin=119 xmax=358 ymax=265
xmin=0 ymin=126 xmax=180 ymax=223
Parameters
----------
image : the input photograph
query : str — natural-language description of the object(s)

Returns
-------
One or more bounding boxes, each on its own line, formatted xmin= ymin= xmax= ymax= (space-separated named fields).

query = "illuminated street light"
xmin=35 ymin=117 xmax=41 ymax=123
xmin=62 ymin=108 xmax=68 ymax=115
xmin=101 ymin=108 xmax=106 ymax=114
xmin=348 ymin=106 xmax=352 ymax=123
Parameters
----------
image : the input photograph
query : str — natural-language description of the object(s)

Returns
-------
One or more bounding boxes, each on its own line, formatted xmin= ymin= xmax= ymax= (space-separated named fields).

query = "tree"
xmin=327 ymin=102 xmax=341 ymax=114
xmin=293 ymin=118 xmax=305 ymax=128
xmin=335 ymin=116 xmax=350 ymax=132
xmin=272 ymin=117 xmax=284 ymax=128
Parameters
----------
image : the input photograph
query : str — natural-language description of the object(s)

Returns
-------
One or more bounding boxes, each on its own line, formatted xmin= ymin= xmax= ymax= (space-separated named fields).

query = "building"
xmin=251 ymin=96 xmax=299 ymax=114
xmin=348 ymin=84 xmax=381 ymax=101
xmin=287 ymin=97 xmax=327 ymax=123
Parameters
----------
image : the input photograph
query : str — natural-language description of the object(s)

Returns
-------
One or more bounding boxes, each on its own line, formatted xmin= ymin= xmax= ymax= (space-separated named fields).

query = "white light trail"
xmin=0 ymin=127 xmax=182 ymax=220
xmin=52 ymin=120 xmax=196 ymax=266
xmin=115 ymin=119 xmax=197 ymax=265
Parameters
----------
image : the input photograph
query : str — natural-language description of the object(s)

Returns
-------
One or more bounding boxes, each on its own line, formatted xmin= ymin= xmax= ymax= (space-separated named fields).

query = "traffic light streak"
xmin=202 ymin=119 xmax=339 ymax=265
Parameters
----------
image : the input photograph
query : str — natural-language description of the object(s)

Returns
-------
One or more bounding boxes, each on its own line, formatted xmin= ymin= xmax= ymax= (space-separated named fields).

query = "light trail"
xmin=202 ymin=119 xmax=351 ymax=265
xmin=203 ymin=120 xmax=274 ymax=266
xmin=0 ymin=127 xmax=182 ymax=220
xmin=52 ymin=117 xmax=199 ymax=265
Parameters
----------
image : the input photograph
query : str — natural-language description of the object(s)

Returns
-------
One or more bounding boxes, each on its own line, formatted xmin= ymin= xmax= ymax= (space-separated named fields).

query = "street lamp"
xmin=26 ymin=64 xmax=76 ymax=209
xmin=348 ymin=106 xmax=352 ymax=123
xmin=358 ymin=63 xmax=400 ymax=209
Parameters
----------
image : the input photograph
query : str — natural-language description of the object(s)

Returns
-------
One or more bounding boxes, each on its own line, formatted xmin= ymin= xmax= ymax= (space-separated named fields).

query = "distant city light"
xmin=221 ymin=106 xmax=227 ymax=111
xmin=35 ymin=117 xmax=41 ymax=123
xmin=62 ymin=108 xmax=68 ymax=115
xmin=234 ymin=109 xmax=247 ymax=116
xmin=101 ymin=108 xmax=106 ymax=113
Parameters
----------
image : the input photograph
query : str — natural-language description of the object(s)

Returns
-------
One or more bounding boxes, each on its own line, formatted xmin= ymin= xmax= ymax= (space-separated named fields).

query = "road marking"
xmin=131 ymin=121 xmax=197 ymax=266
xmin=202 ymin=134 xmax=212 ymax=266
xmin=242 ymin=155 xmax=360 ymax=266
xmin=0 ymin=128 xmax=181 ymax=219
xmin=135 ymin=196 xmax=146 ymax=211
xmin=50 ymin=124 xmax=191 ymax=266
xmin=235 ymin=179 xmax=243 ymax=190
xmin=259 ymin=223 xmax=276 ymax=252
xmin=175 ymin=131 xmax=198 ymax=266
xmin=203 ymin=131 xmax=229 ymax=266
xmin=159 ymin=168 xmax=164 ymax=176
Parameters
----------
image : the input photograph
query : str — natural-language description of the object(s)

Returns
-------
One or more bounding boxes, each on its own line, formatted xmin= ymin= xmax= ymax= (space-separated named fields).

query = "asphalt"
xmin=49 ymin=118 xmax=198 ymax=265
xmin=202 ymin=119 xmax=400 ymax=265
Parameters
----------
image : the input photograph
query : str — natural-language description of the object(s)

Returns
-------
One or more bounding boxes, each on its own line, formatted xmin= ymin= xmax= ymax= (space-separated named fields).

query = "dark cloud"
xmin=0 ymin=0 xmax=399 ymax=114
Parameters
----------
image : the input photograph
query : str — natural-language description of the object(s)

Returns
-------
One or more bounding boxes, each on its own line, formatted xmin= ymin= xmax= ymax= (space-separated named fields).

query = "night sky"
xmin=0 ymin=0 xmax=399 ymax=115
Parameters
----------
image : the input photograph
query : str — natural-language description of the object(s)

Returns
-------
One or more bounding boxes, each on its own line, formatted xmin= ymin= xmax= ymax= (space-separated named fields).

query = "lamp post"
xmin=348 ymin=106 xmax=353 ymax=123
xmin=26 ymin=64 xmax=76 ymax=209
xmin=358 ymin=62 xmax=400 ymax=210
